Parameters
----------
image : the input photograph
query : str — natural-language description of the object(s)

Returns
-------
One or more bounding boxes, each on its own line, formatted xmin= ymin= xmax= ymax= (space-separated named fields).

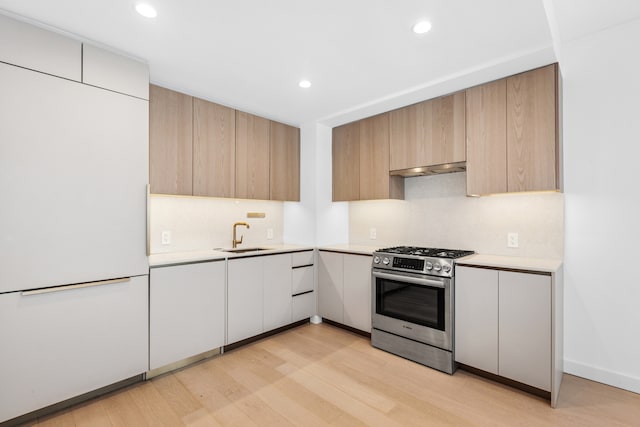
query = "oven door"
xmin=372 ymin=269 xmax=452 ymax=351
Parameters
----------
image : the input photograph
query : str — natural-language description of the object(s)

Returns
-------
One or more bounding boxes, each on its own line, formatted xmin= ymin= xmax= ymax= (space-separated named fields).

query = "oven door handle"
xmin=372 ymin=270 xmax=445 ymax=288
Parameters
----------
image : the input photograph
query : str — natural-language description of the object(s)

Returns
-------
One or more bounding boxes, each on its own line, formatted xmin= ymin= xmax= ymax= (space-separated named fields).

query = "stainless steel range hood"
xmin=389 ymin=161 xmax=466 ymax=177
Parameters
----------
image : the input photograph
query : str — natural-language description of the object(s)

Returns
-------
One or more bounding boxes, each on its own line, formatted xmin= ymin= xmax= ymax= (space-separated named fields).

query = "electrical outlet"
xmin=370 ymin=228 xmax=377 ymax=240
xmin=267 ymin=228 xmax=274 ymax=240
xmin=161 ymin=230 xmax=171 ymax=245
xmin=507 ymin=232 xmax=519 ymax=248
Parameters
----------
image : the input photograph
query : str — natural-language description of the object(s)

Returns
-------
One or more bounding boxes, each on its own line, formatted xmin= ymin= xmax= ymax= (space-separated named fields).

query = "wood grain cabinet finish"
xmin=506 ymin=64 xmax=558 ymax=192
xmin=235 ymin=111 xmax=270 ymax=200
xmin=149 ymin=85 xmax=193 ymax=195
xmin=270 ymin=121 xmax=300 ymax=201
xmin=389 ymin=92 xmax=465 ymax=172
xmin=465 ymin=79 xmax=508 ymax=195
xmin=466 ymin=63 xmax=559 ymax=195
xmin=193 ymin=98 xmax=236 ymax=198
xmin=332 ymin=121 xmax=360 ymax=201
xmin=359 ymin=113 xmax=404 ymax=200
xmin=333 ymin=114 xmax=403 ymax=201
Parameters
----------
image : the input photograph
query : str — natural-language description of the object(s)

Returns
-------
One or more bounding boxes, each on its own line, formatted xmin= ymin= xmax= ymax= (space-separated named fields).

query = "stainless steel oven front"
xmin=372 ymin=269 xmax=452 ymax=351
xmin=371 ymin=267 xmax=456 ymax=373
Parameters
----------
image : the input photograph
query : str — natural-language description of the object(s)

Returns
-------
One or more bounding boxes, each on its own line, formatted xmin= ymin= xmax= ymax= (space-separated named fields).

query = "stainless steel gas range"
xmin=371 ymin=246 xmax=474 ymax=374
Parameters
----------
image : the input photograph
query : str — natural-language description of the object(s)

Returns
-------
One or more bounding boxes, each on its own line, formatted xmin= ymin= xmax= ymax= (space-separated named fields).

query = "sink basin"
xmin=222 ymin=247 xmax=270 ymax=254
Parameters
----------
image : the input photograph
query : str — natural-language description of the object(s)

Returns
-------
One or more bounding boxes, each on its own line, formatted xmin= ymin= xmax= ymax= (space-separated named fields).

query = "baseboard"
xmin=564 ymin=359 xmax=640 ymax=394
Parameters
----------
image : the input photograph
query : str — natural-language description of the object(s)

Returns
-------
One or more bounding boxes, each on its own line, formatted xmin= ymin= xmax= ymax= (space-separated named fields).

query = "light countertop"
xmin=149 ymin=244 xmax=315 ymax=267
xmin=457 ymin=254 xmax=563 ymax=273
xmin=317 ymin=244 xmax=379 ymax=256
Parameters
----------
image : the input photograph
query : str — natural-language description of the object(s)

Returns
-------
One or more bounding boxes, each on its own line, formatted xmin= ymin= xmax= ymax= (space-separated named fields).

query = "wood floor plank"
xmin=25 ymin=323 xmax=640 ymax=427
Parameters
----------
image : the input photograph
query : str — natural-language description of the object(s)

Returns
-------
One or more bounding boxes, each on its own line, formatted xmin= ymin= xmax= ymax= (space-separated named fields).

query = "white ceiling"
xmin=1 ymin=1 xmax=637 ymax=127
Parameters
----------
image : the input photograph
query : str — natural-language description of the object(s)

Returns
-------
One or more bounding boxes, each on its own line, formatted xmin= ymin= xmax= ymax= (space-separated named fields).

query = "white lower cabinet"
xmin=264 ymin=253 xmax=294 ymax=331
xmin=0 ymin=276 xmax=148 ymax=423
xmin=227 ymin=251 xmax=316 ymax=345
xmin=149 ymin=261 xmax=225 ymax=370
xmin=455 ymin=266 xmax=551 ymax=391
xmin=318 ymin=251 xmax=372 ymax=333
xmin=228 ymin=256 xmax=265 ymax=344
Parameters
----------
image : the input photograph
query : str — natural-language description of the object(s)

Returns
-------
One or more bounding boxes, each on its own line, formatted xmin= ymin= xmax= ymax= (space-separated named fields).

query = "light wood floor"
xmin=23 ymin=323 xmax=640 ymax=426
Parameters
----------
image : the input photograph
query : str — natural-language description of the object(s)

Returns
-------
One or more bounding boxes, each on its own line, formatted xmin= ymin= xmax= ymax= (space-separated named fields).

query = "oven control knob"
xmin=443 ymin=264 xmax=451 ymax=273
xmin=382 ymin=257 xmax=390 ymax=265
xmin=373 ymin=256 xmax=380 ymax=264
xmin=433 ymin=263 xmax=442 ymax=271
xmin=425 ymin=262 xmax=433 ymax=270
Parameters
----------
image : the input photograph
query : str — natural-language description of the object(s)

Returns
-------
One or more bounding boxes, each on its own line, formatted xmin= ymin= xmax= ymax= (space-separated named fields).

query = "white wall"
xmin=283 ymin=122 xmax=317 ymax=245
xmin=314 ymin=123 xmax=349 ymax=246
xmin=561 ymin=18 xmax=640 ymax=393
xmin=349 ymin=173 xmax=564 ymax=259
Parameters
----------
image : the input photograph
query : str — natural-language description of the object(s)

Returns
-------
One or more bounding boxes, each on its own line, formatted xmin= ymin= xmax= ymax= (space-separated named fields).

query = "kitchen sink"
xmin=222 ymin=247 xmax=270 ymax=254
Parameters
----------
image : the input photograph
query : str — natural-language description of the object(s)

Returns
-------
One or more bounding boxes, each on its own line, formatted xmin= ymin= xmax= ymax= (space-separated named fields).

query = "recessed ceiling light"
xmin=298 ymin=80 xmax=311 ymax=89
xmin=413 ymin=21 xmax=432 ymax=34
xmin=135 ymin=3 xmax=157 ymax=18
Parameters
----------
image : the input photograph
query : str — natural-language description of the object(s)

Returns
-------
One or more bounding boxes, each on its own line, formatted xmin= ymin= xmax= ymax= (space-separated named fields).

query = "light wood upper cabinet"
xmin=466 ymin=63 xmax=559 ymax=195
xmin=332 ymin=121 xmax=360 ymax=201
xmin=333 ymin=114 xmax=404 ymax=201
xmin=270 ymin=121 xmax=300 ymax=201
xmin=506 ymin=64 xmax=558 ymax=192
xmin=431 ymin=92 xmax=466 ymax=165
xmin=149 ymin=85 xmax=193 ymax=195
xmin=389 ymin=92 xmax=465 ymax=172
xmin=235 ymin=111 xmax=270 ymax=200
xmin=359 ymin=114 xmax=404 ymax=200
xmin=193 ymin=98 xmax=236 ymax=198
xmin=465 ymin=79 xmax=508 ymax=195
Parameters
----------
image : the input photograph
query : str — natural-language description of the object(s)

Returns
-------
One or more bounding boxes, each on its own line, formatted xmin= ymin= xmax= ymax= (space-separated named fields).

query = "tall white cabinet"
xmin=455 ymin=258 xmax=563 ymax=408
xmin=0 ymin=13 xmax=149 ymax=423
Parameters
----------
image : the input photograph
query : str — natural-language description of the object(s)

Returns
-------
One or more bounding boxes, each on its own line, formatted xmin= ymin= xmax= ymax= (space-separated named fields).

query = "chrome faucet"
xmin=232 ymin=222 xmax=250 ymax=248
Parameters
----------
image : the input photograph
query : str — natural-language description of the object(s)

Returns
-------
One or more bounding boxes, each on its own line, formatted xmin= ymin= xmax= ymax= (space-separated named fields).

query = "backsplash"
xmin=349 ymin=172 xmax=564 ymax=259
xmin=149 ymin=195 xmax=284 ymax=254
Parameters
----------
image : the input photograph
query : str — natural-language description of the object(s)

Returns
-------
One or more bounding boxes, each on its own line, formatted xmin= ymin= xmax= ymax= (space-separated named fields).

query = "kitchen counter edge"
xmin=456 ymin=254 xmax=563 ymax=274
xmin=149 ymin=245 xmax=315 ymax=267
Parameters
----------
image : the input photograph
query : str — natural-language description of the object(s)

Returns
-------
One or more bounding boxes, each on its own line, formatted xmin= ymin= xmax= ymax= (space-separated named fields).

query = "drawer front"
xmin=292 ymin=265 xmax=314 ymax=295
xmin=292 ymin=292 xmax=315 ymax=322
xmin=292 ymin=250 xmax=314 ymax=267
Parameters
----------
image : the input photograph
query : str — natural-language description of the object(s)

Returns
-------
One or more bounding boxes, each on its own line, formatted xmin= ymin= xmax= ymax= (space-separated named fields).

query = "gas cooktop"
xmin=376 ymin=246 xmax=475 ymax=259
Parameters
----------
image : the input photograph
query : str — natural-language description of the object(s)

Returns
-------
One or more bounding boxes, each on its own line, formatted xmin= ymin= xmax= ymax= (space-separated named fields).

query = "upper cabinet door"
xmin=429 ymin=92 xmax=466 ymax=165
xmin=82 ymin=44 xmax=149 ymax=99
xmin=236 ymin=111 xmax=270 ymax=200
xmin=193 ymin=98 xmax=236 ymax=198
xmin=359 ymin=113 xmax=404 ymax=200
xmin=270 ymin=121 xmax=300 ymax=201
xmin=389 ymin=93 xmax=466 ymax=171
xmin=389 ymin=102 xmax=425 ymax=171
xmin=466 ymin=79 xmax=508 ymax=196
xmin=506 ymin=64 xmax=558 ymax=192
xmin=332 ymin=122 xmax=360 ymax=201
xmin=0 ymin=14 xmax=81 ymax=81
xmin=149 ymin=85 xmax=193 ymax=196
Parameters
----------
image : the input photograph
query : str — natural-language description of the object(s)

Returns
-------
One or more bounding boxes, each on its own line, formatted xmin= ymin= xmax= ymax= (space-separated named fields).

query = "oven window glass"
xmin=376 ymin=277 xmax=445 ymax=330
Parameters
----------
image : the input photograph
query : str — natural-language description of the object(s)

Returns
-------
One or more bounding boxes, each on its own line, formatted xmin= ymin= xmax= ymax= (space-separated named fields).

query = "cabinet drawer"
xmin=0 ymin=276 xmax=148 ymax=423
xmin=292 ymin=265 xmax=314 ymax=295
xmin=292 ymin=250 xmax=314 ymax=267
xmin=292 ymin=291 xmax=315 ymax=322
